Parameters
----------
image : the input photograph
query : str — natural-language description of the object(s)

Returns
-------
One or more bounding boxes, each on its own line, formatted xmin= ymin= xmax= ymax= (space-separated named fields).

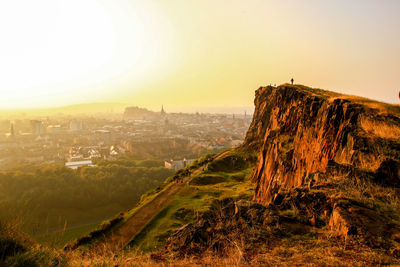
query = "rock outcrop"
xmin=242 ymin=84 xmax=400 ymax=204
xmin=167 ymin=198 xmax=293 ymax=257
xmin=166 ymin=84 xmax=400 ymax=258
xmin=240 ymin=84 xmax=400 ymax=245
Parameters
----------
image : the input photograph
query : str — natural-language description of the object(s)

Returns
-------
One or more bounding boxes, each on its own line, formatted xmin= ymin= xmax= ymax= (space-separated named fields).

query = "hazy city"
xmin=0 ymin=106 xmax=251 ymax=170
xmin=1 ymin=1 xmax=399 ymax=266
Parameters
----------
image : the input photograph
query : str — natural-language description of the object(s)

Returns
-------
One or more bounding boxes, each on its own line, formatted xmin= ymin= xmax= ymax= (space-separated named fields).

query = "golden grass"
xmin=277 ymin=84 xmax=400 ymax=116
xmin=64 ymin=231 xmax=398 ymax=267
xmin=333 ymin=173 xmax=400 ymax=206
xmin=360 ymin=117 xmax=400 ymax=139
xmin=329 ymin=95 xmax=400 ymax=116
xmin=4 ymin=209 xmax=399 ymax=266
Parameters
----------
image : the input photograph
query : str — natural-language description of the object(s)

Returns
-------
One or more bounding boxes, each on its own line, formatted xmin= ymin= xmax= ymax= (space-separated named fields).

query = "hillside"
xmin=64 ymin=151 xmax=256 ymax=253
xmin=2 ymin=84 xmax=400 ymax=266
xmin=0 ymin=102 xmax=128 ymax=117
xmin=0 ymin=159 xmax=174 ymax=248
xmin=163 ymin=84 xmax=400 ymax=264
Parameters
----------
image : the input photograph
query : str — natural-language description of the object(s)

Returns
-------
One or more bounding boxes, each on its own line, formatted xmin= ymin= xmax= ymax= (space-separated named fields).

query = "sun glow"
xmin=0 ymin=0 xmax=174 ymax=108
xmin=0 ymin=0 xmax=399 ymax=109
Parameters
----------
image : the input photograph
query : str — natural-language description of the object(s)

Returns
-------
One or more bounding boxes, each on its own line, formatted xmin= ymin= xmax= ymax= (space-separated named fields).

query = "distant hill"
xmin=0 ymin=103 xmax=254 ymax=118
xmin=0 ymin=102 xmax=129 ymax=116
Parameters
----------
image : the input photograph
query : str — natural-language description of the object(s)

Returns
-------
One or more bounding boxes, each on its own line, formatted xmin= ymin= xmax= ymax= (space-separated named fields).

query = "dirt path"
xmin=92 ymin=150 xmax=231 ymax=253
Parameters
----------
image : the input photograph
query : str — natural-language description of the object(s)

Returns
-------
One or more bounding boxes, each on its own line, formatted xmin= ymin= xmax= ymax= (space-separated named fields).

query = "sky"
xmin=0 ymin=0 xmax=399 ymax=111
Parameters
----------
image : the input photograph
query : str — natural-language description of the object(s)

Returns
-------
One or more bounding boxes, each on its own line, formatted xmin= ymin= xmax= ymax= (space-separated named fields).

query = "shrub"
xmin=136 ymin=160 xmax=164 ymax=168
xmin=205 ymin=154 xmax=248 ymax=173
xmin=230 ymin=173 xmax=246 ymax=182
xmin=188 ymin=154 xmax=215 ymax=170
xmin=0 ymin=221 xmax=31 ymax=262
xmin=189 ymin=174 xmax=227 ymax=186
xmin=4 ymin=247 xmax=67 ymax=267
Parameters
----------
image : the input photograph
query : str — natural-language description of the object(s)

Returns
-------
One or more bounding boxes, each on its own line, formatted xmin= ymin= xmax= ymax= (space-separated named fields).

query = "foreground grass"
xmin=3 ymin=218 xmax=398 ymax=267
xmin=64 ymin=232 xmax=397 ymax=266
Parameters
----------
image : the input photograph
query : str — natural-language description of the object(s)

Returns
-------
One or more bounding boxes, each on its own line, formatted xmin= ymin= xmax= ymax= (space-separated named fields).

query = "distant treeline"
xmin=0 ymin=158 xmax=174 ymax=235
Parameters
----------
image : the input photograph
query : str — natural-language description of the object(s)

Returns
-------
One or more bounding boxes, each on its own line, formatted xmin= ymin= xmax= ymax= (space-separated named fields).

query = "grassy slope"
xmin=35 ymin=222 xmax=101 ymax=249
xmin=64 ymin=153 xmax=219 ymax=251
xmin=127 ymin=151 xmax=256 ymax=251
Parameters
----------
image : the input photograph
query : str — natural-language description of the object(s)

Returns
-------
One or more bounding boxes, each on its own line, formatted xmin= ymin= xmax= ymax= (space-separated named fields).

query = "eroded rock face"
xmin=166 ymin=198 xmax=316 ymax=257
xmin=166 ymin=198 xmax=272 ymax=256
xmin=242 ymin=84 xmax=400 ymax=204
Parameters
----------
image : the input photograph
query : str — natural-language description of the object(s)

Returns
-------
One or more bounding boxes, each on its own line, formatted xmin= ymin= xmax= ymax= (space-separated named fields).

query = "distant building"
xmin=10 ymin=123 xmax=15 ymax=137
xmin=70 ymin=120 xmax=83 ymax=131
xmin=123 ymin=106 xmax=158 ymax=121
xmin=164 ymin=158 xmax=195 ymax=171
xmin=26 ymin=155 xmax=45 ymax=163
xmin=47 ymin=125 xmax=62 ymax=133
xmin=94 ymin=129 xmax=111 ymax=143
xmin=94 ymin=129 xmax=110 ymax=134
xmin=231 ymin=140 xmax=243 ymax=146
xmin=65 ymin=160 xmax=94 ymax=169
xmin=31 ymin=120 xmax=44 ymax=135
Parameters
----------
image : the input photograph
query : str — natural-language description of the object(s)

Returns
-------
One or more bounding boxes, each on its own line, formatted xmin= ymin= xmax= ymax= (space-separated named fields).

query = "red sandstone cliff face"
xmin=243 ymin=84 xmax=400 ymax=204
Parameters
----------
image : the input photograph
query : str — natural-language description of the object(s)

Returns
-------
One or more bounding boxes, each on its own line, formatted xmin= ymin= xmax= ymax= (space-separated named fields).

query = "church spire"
xmin=10 ymin=123 xmax=15 ymax=136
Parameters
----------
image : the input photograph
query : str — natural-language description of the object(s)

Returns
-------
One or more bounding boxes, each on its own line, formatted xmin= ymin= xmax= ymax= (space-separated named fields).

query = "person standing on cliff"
xmin=291 ymin=78 xmax=294 ymax=85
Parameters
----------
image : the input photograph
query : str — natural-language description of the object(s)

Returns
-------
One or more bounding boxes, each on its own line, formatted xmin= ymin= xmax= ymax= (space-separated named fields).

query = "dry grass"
xmin=64 ymin=232 xmax=398 ymax=267
xmin=329 ymin=95 xmax=400 ymax=116
xmin=359 ymin=117 xmax=400 ymax=139
xmin=66 ymin=246 xmax=252 ymax=267
xmin=4 ymin=213 xmax=398 ymax=266
xmin=332 ymin=173 xmax=400 ymax=208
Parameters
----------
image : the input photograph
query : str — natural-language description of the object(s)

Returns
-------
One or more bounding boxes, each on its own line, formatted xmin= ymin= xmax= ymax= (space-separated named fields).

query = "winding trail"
xmin=91 ymin=150 xmax=231 ymax=253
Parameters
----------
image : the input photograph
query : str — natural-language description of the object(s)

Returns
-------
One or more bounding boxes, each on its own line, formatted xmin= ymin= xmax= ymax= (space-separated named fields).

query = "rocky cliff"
xmin=243 ymin=84 xmax=400 ymax=204
xmin=163 ymin=84 xmax=400 ymax=261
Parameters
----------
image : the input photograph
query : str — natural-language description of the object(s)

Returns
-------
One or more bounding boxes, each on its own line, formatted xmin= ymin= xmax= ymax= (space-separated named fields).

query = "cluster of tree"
xmin=0 ymin=159 xmax=174 ymax=234
xmin=124 ymin=138 xmax=226 ymax=160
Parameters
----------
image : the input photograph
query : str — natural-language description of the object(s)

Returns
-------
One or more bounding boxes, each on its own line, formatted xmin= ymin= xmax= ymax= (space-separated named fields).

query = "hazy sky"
xmin=0 ymin=0 xmax=399 ymax=110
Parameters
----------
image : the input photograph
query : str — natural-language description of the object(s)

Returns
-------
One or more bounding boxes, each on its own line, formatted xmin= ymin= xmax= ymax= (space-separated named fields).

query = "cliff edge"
xmin=243 ymin=84 xmax=400 ymax=203
xmin=241 ymin=84 xmax=400 ymax=246
xmin=159 ymin=84 xmax=400 ymax=263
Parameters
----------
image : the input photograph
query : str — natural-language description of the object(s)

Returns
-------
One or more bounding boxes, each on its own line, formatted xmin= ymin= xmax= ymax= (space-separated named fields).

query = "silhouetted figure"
xmin=291 ymin=78 xmax=294 ymax=85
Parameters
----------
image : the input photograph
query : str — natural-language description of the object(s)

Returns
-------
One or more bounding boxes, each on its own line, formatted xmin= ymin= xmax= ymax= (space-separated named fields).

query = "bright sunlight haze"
xmin=0 ymin=0 xmax=399 ymax=110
